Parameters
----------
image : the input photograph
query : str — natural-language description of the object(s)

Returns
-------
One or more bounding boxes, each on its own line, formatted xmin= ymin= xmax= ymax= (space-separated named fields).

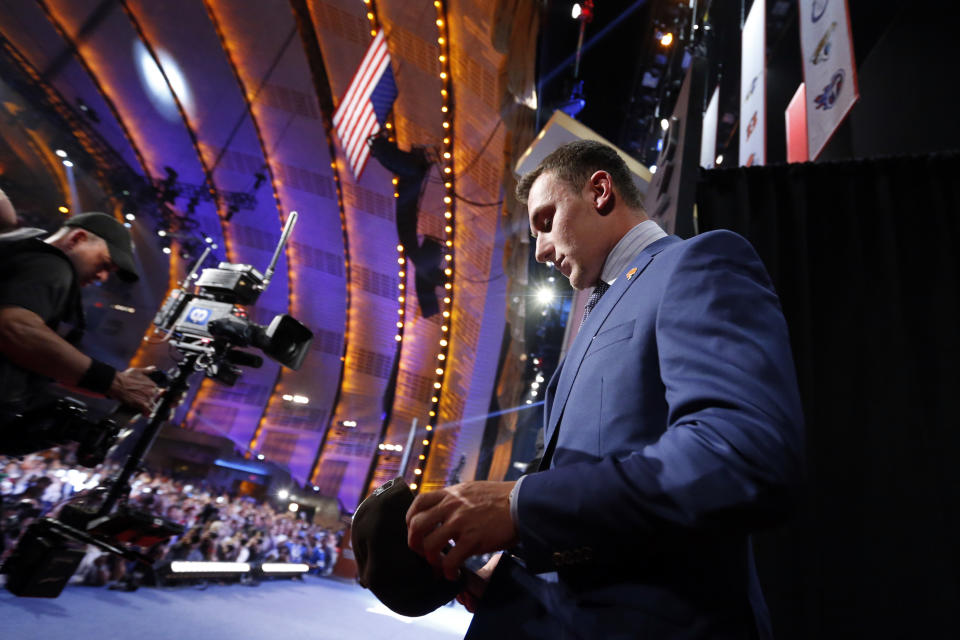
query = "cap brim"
xmin=107 ymin=243 xmax=139 ymax=282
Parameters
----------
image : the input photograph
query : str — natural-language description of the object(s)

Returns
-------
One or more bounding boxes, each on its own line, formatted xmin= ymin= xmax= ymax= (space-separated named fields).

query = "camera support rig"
xmin=3 ymin=212 xmax=313 ymax=597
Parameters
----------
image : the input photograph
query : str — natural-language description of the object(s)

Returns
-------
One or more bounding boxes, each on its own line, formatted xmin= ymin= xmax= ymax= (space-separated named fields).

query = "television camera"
xmin=2 ymin=212 xmax=312 ymax=597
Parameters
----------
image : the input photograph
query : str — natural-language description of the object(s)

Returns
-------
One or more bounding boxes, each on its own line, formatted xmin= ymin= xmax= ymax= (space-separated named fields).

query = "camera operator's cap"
xmin=64 ymin=212 xmax=139 ymax=282
xmin=351 ymin=477 xmax=460 ymax=617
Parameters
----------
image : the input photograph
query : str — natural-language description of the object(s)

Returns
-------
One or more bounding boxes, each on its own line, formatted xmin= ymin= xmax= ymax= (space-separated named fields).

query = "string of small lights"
xmin=118 ymin=0 xmax=233 ymax=263
xmin=196 ymin=0 xmax=298 ymax=457
xmin=410 ymin=0 xmax=456 ymax=495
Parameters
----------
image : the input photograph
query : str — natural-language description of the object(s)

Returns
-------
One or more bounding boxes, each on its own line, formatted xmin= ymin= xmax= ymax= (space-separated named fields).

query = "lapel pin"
xmin=626 ymin=267 xmax=638 ymax=280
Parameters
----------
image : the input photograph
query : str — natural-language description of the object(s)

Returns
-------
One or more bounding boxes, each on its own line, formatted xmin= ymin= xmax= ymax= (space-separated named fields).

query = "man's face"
xmin=528 ymin=171 xmax=611 ymax=290
xmin=64 ymin=231 xmax=116 ymax=286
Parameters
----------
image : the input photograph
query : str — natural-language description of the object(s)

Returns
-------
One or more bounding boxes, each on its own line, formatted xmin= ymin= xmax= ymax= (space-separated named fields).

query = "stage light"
xmin=125 ymin=213 xmax=136 ymax=221
xmin=63 ymin=160 xmax=74 ymax=168
xmin=716 ymin=154 xmax=724 ymax=165
xmin=536 ymin=287 xmax=555 ymax=305
xmin=261 ymin=563 xmax=309 ymax=575
xmin=277 ymin=489 xmax=289 ymax=499
xmin=55 ymin=149 xmax=67 ymax=158
xmin=660 ymin=32 xmax=674 ymax=47
xmin=170 ymin=562 xmax=250 ymax=574
xmin=650 ymin=165 xmax=658 ymax=174
xmin=661 ymin=118 xmax=670 ymax=131
xmin=134 ymin=41 xmax=194 ymax=122
xmin=572 ymin=3 xmax=582 ymax=19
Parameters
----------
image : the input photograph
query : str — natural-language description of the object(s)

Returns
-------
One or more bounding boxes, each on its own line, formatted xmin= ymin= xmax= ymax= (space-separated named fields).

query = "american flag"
xmin=333 ymin=30 xmax=398 ymax=180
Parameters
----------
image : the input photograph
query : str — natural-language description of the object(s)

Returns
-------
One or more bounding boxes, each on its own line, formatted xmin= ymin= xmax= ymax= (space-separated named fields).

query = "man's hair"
xmin=516 ymin=140 xmax=645 ymax=210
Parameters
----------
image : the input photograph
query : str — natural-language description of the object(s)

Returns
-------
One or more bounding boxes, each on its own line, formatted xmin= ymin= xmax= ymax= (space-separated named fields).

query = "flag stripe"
xmin=343 ymin=104 xmax=375 ymax=168
xmin=341 ymin=89 xmax=380 ymax=164
xmin=352 ymin=124 xmax=377 ymax=178
xmin=346 ymin=109 xmax=377 ymax=171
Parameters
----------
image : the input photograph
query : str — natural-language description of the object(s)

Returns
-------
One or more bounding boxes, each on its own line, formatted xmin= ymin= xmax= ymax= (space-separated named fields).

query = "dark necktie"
xmin=579 ymin=280 xmax=610 ymax=330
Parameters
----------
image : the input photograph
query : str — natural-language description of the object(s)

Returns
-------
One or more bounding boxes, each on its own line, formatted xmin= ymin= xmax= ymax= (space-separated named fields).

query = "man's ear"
xmin=590 ymin=170 xmax=615 ymax=215
xmin=65 ymin=228 xmax=87 ymax=248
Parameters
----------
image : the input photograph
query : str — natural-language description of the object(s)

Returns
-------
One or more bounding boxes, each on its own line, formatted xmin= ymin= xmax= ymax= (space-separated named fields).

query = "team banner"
xmin=739 ymin=0 xmax=766 ymax=167
xmin=798 ymin=0 xmax=859 ymax=159
xmin=700 ymin=86 xmax=720 ymax=169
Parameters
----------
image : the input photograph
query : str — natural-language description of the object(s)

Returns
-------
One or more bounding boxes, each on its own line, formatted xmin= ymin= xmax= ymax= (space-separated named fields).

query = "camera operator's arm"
xmin=0 ymin=306 xmax=157 ymax=413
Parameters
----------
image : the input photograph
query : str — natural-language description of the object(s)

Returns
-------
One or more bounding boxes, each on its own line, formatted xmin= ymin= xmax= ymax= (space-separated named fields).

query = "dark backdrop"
xmin=696 ymin=152 xmax=960 ymax=639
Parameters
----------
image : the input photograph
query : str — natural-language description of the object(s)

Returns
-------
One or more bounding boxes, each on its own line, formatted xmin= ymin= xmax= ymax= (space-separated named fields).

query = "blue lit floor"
xmin=0 ymin=575 xmax=472 ymax=640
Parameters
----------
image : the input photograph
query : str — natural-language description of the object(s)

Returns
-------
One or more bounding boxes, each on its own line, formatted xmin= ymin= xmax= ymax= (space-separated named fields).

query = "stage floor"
xmin=0 ymin=575 xmax=472 ymax=640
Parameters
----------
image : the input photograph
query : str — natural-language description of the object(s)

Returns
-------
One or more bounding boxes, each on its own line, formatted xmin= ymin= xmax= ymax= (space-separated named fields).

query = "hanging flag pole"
xmin=333 ymin=29 xmax=398 ymax=180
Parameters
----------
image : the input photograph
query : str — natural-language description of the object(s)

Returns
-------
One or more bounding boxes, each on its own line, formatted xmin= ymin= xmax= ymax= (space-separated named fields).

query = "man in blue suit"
xmin=406 ymin=140 xmax=804 ymax=639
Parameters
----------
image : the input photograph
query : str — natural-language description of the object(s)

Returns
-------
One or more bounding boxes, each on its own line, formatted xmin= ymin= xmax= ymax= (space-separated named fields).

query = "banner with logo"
xmin=700 ymin=86 xmax=720 ymax=169
xmin=799 ymin=0 xmax=859 ymax=159
xmin=739 ymin=0 xmax=766 ymax=167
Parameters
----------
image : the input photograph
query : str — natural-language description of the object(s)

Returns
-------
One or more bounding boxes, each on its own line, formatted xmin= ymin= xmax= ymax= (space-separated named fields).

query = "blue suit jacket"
xmin=467 ymin=230 xmax=804 ymax=640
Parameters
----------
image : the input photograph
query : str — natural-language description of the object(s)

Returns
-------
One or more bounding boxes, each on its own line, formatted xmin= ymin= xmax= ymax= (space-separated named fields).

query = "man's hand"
xmin=406 ymin=481 xmax=517 ymax=581
xmin=109 ymin=366 xmax=160 ymax=414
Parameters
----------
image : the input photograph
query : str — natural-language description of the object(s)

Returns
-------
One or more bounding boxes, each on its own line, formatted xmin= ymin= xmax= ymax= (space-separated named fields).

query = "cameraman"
xmin=0 ymin=211 xmax=159 ymax=450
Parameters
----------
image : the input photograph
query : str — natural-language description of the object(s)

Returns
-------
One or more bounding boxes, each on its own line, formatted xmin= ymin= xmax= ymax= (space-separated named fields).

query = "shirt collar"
xmin=600 ymin=220 xmax=668 ymax=285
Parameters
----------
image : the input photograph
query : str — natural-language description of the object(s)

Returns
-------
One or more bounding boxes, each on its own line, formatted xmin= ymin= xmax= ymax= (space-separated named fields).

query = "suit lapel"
xmin=542 ymin=236 xmax=679 ymax=465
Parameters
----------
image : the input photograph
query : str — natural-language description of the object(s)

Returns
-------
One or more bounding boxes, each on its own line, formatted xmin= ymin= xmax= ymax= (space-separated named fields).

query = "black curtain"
xmin=696 ymin=153 xmax=960 ymax=639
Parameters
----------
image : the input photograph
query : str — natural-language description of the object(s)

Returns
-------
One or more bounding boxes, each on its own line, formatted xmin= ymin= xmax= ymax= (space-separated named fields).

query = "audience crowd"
xmin=1 ymin=448 xmax=344 ymax=589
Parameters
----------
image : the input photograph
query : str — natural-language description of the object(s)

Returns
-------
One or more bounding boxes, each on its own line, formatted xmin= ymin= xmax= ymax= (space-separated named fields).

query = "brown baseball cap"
xmin=65 ymin=212 xmax=139 ymax=282
xmin=351 ymin=477 xmax=461 ymax=617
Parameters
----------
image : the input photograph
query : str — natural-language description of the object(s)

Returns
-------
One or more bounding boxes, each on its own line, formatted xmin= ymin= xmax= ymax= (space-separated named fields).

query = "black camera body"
xmin=152 ymin=260 xmax=312 ymax=374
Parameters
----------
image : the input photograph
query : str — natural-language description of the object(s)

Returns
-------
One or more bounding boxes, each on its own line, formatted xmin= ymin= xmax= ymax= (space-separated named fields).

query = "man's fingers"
xmin=420 ymin=519 xmax=456 ymax=568
xmin=407 ymin=502 xmax=449 ymax=554
xmin=406 ymin=490 xmax=449 ymax=553
xmin=406 ymin=490 xmax=444 ymax=525
xmin=441 ymin=539 xmax=473 ymax=582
